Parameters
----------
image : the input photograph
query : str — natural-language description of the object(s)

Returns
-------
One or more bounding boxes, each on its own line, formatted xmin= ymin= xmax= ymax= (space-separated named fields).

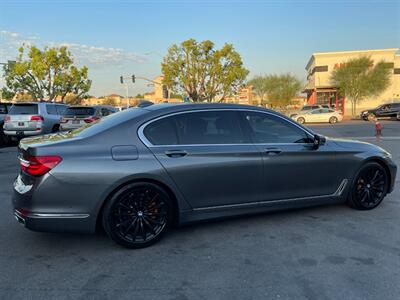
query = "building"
xmin=304 ymin=48 xmax=400 ymax=116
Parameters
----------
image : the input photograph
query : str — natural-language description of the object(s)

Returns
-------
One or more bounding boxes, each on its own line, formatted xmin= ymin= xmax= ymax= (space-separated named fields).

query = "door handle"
xmin=265 ymin=147 xmax=282 ymax=155
xmin=165 ymin=150 xmax=187 ymax=158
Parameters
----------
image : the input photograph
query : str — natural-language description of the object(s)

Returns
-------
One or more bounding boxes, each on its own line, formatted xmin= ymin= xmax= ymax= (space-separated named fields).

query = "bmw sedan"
xmin=12 ymin=104 xmax=397 ymax=248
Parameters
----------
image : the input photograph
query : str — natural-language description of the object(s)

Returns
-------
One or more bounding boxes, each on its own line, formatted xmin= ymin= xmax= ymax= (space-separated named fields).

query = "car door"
xmin=240 ymin=110 xmax=342 ymax=201
xmin=308 ymin=109 xmax=323 ymax=123
xmin=141 ymin=110 xmax=264 ymax=209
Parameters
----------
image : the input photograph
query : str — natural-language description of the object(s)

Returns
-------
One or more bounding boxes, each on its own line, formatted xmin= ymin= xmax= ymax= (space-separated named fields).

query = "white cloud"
xmin=0 ymin=30 xmax=146 ymax=66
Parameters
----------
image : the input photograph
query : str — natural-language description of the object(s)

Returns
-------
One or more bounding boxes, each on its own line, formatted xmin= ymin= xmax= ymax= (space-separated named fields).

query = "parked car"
xmin=0 ymin=102 xmax=13 ymax=145
xmin=291 ymin=108 xmax=343 ymax=124
xmin=60 ymin=105 xmax=117 ymax=131
xmin=12 ymin=104 xmax=396 ymax=248
xmin=360 ymin=102 xmax=400 ymax=120
xmin=288 ymin=104 xmax=329 ymax=118
xmin=3 ymin=102 xmax=68 ymax=139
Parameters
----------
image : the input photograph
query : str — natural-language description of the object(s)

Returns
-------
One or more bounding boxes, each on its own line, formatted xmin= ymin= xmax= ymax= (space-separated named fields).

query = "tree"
xmin=102 ymin=97 xmax=117 ymax=106
xmin=64 ymin=94 xmax=83 ymax=105
xmin=248 ymin=74 xmax=301 ymax=108
xmin=0 ymin=87 xmax=15 ymax=101
xmin=3 ymin=45 xmax=91 ymax=102
xmin=162 ymin=39 xmax=248 ymax=102
xmin=265 ymin=74 xmax=302 ymax=108
xmin=248 ymin=75 xmax=269 ymax=105
xmin=330 ymin=56 xmax=391 ymax=117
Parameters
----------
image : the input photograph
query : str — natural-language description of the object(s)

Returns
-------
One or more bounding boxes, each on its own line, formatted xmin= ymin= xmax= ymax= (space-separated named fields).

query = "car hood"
xmin=328 ymin=137 xmax=391 ymax=157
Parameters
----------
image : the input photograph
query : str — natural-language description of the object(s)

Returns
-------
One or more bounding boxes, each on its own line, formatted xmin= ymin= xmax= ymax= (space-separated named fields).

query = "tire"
xmin=347 ymin=162 xmax=389 ymax=210
xmin=297 ymin=117 xmax=305 ymax=124
xmin=329 ymin=116 xmax=338 ymax=124
xmin=102 ymin=182 xmax=173 ymax=249
xmin=51 ymin=124 xmax=60 ymax=133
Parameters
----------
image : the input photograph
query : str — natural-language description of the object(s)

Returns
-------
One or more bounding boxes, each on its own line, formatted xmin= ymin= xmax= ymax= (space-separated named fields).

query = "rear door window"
xmin=46 ymin=104 xmax=57 ymax=115
xmin=143 ymin=117 xmax=178 ymax=145
xmin=8 ymin=104 xmax=38 ymax=115
xmin=143 ymin=110 xmax=247 ymax=145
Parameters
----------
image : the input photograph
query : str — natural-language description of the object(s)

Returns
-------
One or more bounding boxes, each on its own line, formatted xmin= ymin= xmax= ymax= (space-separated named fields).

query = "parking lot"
xmin=0 ymin=120 xmax=399 ymax=299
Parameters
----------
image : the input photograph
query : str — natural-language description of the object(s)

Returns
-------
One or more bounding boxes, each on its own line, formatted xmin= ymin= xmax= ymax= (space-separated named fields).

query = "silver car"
xmin=12 ymin=104 xmax=397 ymax=248
xmin=292 ymin=108 xmax=343 ymax=124
xmin=60 ymin=105 xmax=117 ymax=131
xmin=3 ymin=102 xmax=68 ymax=139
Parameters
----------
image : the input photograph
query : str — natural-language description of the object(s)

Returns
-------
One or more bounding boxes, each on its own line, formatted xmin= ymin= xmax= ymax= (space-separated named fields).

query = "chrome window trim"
xmin=137 ymin=108 xmax=315 ymax=148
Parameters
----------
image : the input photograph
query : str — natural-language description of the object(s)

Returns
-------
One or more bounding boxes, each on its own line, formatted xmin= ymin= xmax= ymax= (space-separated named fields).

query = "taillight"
xmin=20 ymin=156 xmax=62 ymax=176
xmin=84 ymin=116 xmax=99 ymax=123
xmin=30 ymin=115 xmax=44 ymax=122
xmin=4 ymin=116 xmax=11 ymax=123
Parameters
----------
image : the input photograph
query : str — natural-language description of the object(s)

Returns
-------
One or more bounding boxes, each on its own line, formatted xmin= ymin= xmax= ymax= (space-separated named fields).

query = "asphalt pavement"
xmin=0 ymin=120 xmax=399 ymax=299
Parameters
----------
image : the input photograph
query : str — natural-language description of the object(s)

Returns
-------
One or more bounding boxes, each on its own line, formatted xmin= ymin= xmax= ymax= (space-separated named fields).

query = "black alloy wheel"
xmin=348 ymin=162 xmax=388 ymax=210
xmin=103 ymin=182 xmax=172 ymax=248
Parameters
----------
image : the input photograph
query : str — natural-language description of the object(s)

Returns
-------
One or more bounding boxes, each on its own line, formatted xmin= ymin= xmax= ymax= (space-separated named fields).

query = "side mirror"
xmin=313 ymin=134 xmax=326 ymax=149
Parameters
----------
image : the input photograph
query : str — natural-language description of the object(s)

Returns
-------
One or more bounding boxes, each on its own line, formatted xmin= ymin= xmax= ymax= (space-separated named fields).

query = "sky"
xmin=0 ymin=0 xmax=399 ymax=97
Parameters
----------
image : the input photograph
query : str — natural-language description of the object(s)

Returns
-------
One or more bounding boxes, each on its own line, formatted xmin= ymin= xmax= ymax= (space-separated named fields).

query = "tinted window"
xmin=46 ymin=104 xmax=57 ymax=115
xmin=0 ymin=104 xmax=7 ymax=114
xmin=8 ymin=104 xmax=38 ymax=115
xmin=310 ymin=109 xmax=321 ymax=114
xmin=101 ymin=108 xmax=112 ymax=116
xmin=143 ymin=111 xmax=246 ymax=145
xmin=64 ymin=107 xmax=95 ymax=116
xmin=243 ymin=111 xmax=309 ymax=144
xmin=143 ymin=117 xmax=178 ymax=145
xmin=56 ymin=105 xmax=68 ymax=115
xmin=175 ymin=111 xmax=246 ymax=144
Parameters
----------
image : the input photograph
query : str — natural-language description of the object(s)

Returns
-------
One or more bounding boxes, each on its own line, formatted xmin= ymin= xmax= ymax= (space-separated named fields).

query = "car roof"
xmin=142 ymin=102 xmax=277 ymax=114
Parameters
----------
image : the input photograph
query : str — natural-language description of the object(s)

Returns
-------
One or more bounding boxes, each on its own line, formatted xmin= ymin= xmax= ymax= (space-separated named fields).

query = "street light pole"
xmin=125 ymin=82 xmax=129 ymax=108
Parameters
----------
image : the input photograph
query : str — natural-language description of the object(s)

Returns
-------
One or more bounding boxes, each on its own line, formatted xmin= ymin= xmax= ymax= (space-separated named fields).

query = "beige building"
xmin=304 ymin=48 xmax=400 ymax=116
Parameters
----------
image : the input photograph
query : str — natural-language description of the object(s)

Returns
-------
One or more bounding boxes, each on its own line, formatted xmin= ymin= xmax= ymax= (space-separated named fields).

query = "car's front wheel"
xmin=102 ymin=182 xmax=172 ymax=248
xmin=347 ymin=162 xmax=389 ymax=210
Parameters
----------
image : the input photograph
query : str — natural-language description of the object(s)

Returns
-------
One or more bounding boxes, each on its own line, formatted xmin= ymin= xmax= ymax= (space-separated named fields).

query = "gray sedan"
xmin=12 ymin=104 xmax=397 ymax=248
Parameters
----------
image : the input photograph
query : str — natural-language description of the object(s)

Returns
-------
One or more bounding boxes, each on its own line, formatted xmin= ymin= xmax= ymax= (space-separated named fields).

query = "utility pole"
xmin=120 ymin=75 xmax=135 ymax=108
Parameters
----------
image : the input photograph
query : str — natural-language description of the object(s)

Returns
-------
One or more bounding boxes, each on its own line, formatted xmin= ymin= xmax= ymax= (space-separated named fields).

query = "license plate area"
xmin=72 ymin=120 xmax=80 ymax=124
xmin=18 ymin=122 xmax=25 ymax=126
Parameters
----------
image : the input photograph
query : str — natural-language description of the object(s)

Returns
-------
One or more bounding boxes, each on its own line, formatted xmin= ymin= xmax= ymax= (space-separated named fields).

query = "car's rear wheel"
xmin=347 ymin=162 xmax=388 ymax=210
xmin=102 ymin=182 xmax=172 ymax=248
xmin=297 ymin=117 xmax=305 ymax=124
xmin=329 ymin=116 xmax=338 ymax=124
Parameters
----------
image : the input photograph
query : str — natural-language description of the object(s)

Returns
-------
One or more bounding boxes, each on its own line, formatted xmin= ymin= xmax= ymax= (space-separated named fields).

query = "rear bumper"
xmin=4 ymin=130 xmax=43 ymax=137
xmin=12 ymin=174 xmax=96 ymax=234
xmin=13 ymin=208 xmax=92 ymax=233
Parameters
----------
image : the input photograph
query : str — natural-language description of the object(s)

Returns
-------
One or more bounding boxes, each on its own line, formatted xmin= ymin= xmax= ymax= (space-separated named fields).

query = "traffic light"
xmin=132 ymin=75 xmax=135 ymax=83
xmin=162 ymin=85 xmax=169 ymax=99
xmin=120 ymin=76 xmax=124 ymax=84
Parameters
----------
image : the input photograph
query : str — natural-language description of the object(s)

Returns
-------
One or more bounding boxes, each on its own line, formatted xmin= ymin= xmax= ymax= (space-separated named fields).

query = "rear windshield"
xmin=64 ymin=107 xmax=95 ymax=116
xmin=8 ymin=104 xmax=38 ymax=115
